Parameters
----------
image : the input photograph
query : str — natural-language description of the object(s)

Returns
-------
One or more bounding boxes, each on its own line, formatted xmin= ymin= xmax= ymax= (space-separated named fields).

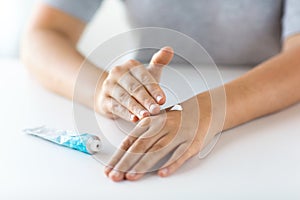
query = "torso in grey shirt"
xmin=42 ymin=0 xmax=300 ymax=65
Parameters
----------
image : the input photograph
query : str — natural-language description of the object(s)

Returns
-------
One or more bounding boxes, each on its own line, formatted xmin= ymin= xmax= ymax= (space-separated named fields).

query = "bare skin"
xmin=96 ymin=47 xmax=174 ymax=122
xmin=105 ymin=39 xmax=300 ymax=181
xmin=21 ymin=3 xmax=173 ymax=122
xmin=21 ymin=3 xmax=300 ymax=182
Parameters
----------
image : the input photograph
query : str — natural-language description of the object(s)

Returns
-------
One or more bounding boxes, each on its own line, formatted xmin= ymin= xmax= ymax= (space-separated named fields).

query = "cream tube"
xmin=24 ymin=126 xmax=101 ymax=155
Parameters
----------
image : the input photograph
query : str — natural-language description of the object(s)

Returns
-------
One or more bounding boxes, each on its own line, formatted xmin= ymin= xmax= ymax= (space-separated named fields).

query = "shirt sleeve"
xmin=282 ymin=0 xmax=300 ymax=39
xmin=41 ymin=0 xmax=103 ymax=22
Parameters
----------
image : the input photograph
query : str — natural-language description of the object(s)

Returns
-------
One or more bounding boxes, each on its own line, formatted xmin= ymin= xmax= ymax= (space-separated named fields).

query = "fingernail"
xmin=139 ymin=110 xmax=149 ymax=118
xmin=127 ymin=170 xmax=136 ymax=178
xmin=130 ymin=114 xmax=136 ymax=121
xmin=159 ymin=168 xmax=168 ymax=177
xmin=149 ymin=104 xmax=160 ymax=114
xmin=156 ymin=95 xmax=163 ymax=103
xmin=109 ymin=170 xmax=120 ymax=179
xmin=130 ymin=115 xmax=138 ymax=122
xmin=162 ymin=46 xmax=173 ymax=53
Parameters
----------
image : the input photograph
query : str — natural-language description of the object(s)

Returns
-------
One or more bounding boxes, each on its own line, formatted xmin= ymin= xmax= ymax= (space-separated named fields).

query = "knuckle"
xmin=127 ymin=59 xmax=140 ymax=66
xmin=140 ymin=73 xmax=153 ymax=83
xmin=99 ymin=105 xmax=108 ymax=115
xmin=100 ymin=103 xmax=115 ymax=118
xmin=105 ymin=112 xmax=116 ymax=119
xmin=118 ymin=90 xmax=129 ymax=103
xmin=103 ymin=98 xmax=112 ymax=110
xmin=110 ymin=65 xmax=123 ymax=75
xmin=128 ymin=82 xmax=141 ymax=94
xmin=101 ymin=104 xmax=111 ymax=114
xmin=132 ymin=85 xmax=146 ymax=97
xmin=102 ymin=79 xmax=113 ymax=88
xmin=111 ymin=101 xmax=122 ymax=113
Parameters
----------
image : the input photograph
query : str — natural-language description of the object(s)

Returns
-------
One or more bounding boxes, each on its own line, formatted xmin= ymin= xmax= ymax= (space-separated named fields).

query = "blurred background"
xmin=0 ymin=0 xmax=131 ymax=59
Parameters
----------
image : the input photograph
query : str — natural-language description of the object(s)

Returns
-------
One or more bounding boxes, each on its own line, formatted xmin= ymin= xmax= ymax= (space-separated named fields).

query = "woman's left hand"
xmin=104 ymin=94 xmax=215 ymax=181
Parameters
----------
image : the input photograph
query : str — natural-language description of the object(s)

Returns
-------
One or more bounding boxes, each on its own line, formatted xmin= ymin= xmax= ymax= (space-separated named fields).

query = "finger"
xmin=118 ymin=70 xmax=161 ymax=115
xmin=104 ymin=66 xmax=143 ymax=121
xmin=106 ymin=70 xmax=150 ymax=120
xmin=157 ymin=143 xmax=195 ymax=177
xmin=149 ymin=46 xmax=174 ymax=82
xmin=110 ymin=84 xmax=150 ymax=119
xmin=110 ymin=131 xmax=168 ymax=182
xmin=105 ymin=97 xmax=138 ymax=122
xmin=112 ymin=126 xmax=168 ymax=175
xmin=123 ymin=59 xmax=165 ymax=106
xmin=125 ymin=136 xmax=176 ymax=181
xmin=108 ymin=64 xmax=127 ymax=79
xmin=130 ymin=65 xmax=166 ymax=106
xmin=105 ymin=118 xmax=151 ymax=181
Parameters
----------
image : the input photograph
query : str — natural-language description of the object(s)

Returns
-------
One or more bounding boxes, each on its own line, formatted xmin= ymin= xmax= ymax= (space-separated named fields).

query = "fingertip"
xmin=125 ymin=171 xmax=135 ymax=181
xmin=161 ymin=46 xmax=174 ymax=55
xmin=125 ymin=172 xmax=144 ymax=181
xmin=149 ymin=104 xmax=160 ymax=114
xmin=158 ymin=168 xmax=169 ymax=177
xmin=151 ymin=46 xmax=174 ymax=66
xmin=156 ymin=95 xmax=163 ymax=104
xmin=156 ymin=95 xmax=166 ymax=105
xmin=109 ymin=170 xmax=124 ymax=182
xmin=139 ymin=110 xmax=150 ymax=119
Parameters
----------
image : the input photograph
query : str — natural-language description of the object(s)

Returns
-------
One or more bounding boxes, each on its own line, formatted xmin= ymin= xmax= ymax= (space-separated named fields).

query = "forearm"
xmin=21 ymin=29 xmax=107 ymax=109
xmin=193 ymin=46 xmax=300 ymax=143
xmin=222 ymin=46 xmax=300 ymax=130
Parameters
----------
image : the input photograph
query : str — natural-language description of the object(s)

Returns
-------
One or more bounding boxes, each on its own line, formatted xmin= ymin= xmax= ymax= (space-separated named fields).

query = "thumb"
xmin=148 ymin=46 xmax=174 ymax=81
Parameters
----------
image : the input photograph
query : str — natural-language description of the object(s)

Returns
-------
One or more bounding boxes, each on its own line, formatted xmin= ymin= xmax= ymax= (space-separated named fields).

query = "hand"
xmin=104 ymin=94 xmax=215 ymax=181
xmin=96 ymin=47 xmax=174 ymax=122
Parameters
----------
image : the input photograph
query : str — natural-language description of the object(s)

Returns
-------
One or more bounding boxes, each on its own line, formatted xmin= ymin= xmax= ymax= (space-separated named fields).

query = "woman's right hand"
xmin=96 ymin=47 xmax=174 ymax=122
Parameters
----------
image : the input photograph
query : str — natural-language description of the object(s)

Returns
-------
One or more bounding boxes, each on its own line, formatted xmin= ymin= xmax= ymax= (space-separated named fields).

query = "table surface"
xmin=0 ymin=60 xmax=299 ymax=200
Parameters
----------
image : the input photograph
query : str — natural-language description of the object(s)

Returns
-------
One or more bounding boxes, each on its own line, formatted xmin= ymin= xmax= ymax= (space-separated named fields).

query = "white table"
xmin=0 ymin=60 xmax=299 ymax=200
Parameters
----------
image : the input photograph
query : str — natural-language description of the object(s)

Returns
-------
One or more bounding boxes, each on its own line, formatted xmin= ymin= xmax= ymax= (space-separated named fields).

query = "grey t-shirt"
xmin=42 ymin=0 xmax=300 ymax=65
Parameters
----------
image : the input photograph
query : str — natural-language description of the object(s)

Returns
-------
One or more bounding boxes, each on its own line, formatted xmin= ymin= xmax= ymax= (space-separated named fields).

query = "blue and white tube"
xmin=24 ymin=126 xmax=102 ymax=155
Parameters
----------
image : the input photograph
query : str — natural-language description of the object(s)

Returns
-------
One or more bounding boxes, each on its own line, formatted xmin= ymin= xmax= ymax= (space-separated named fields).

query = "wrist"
xmin=179 ymin=93 xmax=214 ymax=147
xmin=195 ymin=90 xmax=225 ymax=145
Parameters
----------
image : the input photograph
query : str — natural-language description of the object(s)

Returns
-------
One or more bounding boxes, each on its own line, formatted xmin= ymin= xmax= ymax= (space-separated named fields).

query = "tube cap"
xmin=87 ymin=136 xmax=102 ymax=154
